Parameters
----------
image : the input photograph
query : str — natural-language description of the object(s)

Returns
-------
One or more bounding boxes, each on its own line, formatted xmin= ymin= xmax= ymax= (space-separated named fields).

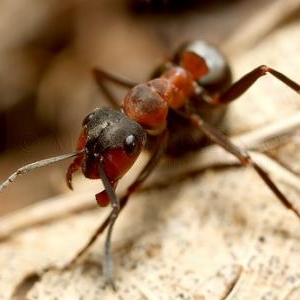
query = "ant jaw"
xmin=66 ymin=162 xmax=78 ymax=190
xmin=66 ymin=129 xmax=88 ymax=190
xmin=66 ymin=151 xmax=85 ymax=190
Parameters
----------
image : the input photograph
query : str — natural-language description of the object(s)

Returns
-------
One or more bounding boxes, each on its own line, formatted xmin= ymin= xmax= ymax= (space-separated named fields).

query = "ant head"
xmin=84 ymin=107 xmax=146 ymax=180
xmin=67 ymin=107 xmax=146 ymax=189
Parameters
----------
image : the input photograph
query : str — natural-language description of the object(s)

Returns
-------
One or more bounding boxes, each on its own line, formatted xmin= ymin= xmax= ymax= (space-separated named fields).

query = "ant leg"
xmin=188 ymin=113 xmax=300 ymax=220
xmin=0 ymin=151 xmax=80 ymax=193
xmin=92 ymin=67 xmax=139 ymax=108
xmin=65 ymin=130 xmax=167 ymax=288
xmin=205 ymin=65 xmax=300 ymax=105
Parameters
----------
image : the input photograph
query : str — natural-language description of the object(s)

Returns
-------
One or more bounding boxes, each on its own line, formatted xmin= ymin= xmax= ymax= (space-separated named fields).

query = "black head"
xmin=84 ymin=107 xmax=146 ymax=157
xmin=80 ymin=107 xmax=146 ymax=181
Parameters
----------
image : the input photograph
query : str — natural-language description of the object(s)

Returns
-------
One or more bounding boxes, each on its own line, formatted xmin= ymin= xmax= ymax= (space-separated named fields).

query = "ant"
xmin=1 ymin=40 xmax=300 ymax=290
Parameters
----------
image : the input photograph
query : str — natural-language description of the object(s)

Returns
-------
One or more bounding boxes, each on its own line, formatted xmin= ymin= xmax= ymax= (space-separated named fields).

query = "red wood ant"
xmin=1 ymin=40 xmax=300 ymax=290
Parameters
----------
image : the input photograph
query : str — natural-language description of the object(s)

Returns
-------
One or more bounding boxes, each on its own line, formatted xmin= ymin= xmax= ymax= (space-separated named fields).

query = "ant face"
xmin=67 ymin=107 xmax=147 ymax=191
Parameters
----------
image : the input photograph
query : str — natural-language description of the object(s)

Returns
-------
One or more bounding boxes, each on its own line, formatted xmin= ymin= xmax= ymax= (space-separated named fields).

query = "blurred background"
xmin=0 ymin=0 xmax=299 ymax=215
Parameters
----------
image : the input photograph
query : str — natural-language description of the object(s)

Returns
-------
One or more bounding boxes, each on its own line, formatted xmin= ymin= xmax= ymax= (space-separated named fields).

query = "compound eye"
xmin=123 ymin=134 xmax=140 ymax=156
